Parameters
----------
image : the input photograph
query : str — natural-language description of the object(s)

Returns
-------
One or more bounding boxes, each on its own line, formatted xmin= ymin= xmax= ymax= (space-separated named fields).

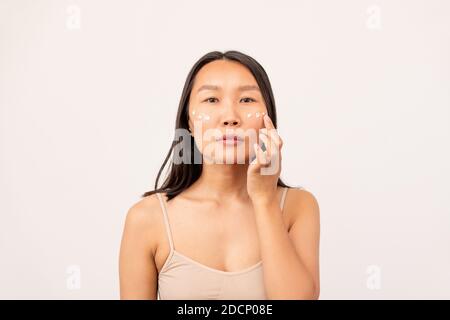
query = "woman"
xmin=119 ymin=50 xmax=320 ymax=300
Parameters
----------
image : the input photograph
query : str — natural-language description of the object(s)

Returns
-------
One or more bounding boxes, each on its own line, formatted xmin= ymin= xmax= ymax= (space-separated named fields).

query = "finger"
xmin=259 ymin=131 xmax=272 ymax=159
xmin=268 ymin=128 xmax=283 ymax=149
xmin=261 ymin=128 xmax=283 ymax=150
xmin=263 ymin=114 xmax=275 ymax=130
xmin=252 ymin=143 xmax=261 ymax=166
xmin=259 ymin=135 xmax=271 ymax=165
xmin=250 ymin=145 xmax=258 ymax=166
xmin=257 ymin=143 xmax=269 ymax=166
xmin=253 ymin=143 xmax=269 ymax=166
xmin=261 ymin=132 xmax=281 ymax=166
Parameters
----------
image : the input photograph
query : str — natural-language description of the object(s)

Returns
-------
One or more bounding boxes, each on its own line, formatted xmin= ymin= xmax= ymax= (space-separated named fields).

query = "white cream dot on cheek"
xmin=192 ymin=110 xmax=196 ymax=115
xmin=255 ymin=112 xmax=260 ymax=118
xmin=247 ymin=113 xmax=252 ymax=118
xmin=196 ymin=113 xmax=210 ymax=121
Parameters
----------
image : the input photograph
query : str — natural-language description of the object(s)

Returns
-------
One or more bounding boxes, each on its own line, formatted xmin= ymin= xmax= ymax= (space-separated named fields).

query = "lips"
xmin=216 ymin=134 xmax=244 ymax=142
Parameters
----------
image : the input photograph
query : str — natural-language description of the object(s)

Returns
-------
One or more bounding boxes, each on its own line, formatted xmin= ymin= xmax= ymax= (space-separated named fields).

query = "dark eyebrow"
xmin=237 ymin=85 xmax=260 ymax=92
xmin=196 ymin=85 xmax=219 ymax=93
xmin=196 ymin=84 xmax=260 ymax=93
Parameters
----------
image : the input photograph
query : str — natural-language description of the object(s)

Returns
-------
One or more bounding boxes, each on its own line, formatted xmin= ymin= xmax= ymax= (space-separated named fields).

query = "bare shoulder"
xmin=286 ymin=187 xmax=320 ymax=221
xmin=119 ymin=193 xmax=163 ymax=299
xmin=122 ymin=193 xmax=164 ymax=255
xmin=124 ymin=194 xmax=162 ymax=228
xmin=284 ymin=187 xmax=321 ymax=299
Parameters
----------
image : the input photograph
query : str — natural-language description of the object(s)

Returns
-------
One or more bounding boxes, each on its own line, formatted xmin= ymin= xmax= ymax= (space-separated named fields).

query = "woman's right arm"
xmin=119 ymin=198 xmax=159 ymax=299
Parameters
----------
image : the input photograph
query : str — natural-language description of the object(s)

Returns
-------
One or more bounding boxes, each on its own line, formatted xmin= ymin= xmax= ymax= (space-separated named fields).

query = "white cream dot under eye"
xmin=194 ymin=112 xmax=210 ymax=121
xmin=191 ymin=111 xmax=266 ymax=122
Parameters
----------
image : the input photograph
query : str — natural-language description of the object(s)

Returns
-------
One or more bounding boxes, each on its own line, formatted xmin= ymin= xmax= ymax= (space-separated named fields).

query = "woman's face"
xmin=188 ymin=60 xmax=267 ymax=165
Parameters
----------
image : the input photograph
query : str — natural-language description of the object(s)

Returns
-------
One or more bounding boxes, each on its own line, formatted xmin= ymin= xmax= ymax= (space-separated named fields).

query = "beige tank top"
xmin=156 ymin=187 xmax=291 ymax=300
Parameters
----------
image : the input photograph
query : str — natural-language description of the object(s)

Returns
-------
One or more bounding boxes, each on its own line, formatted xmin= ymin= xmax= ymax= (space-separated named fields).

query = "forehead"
xmin=192 ymin=60 xmax=258 ymax=91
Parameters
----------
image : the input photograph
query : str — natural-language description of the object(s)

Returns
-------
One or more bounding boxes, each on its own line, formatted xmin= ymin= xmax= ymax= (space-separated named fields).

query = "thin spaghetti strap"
xmin=156 ymin=192 xmax=174 ymax=251
xmin=280 ymin=187 xmax=289 ymax=211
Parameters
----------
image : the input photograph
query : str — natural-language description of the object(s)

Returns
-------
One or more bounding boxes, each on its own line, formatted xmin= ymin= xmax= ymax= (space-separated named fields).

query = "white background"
xmin=1 ymin=0 xmax=449 ymax=299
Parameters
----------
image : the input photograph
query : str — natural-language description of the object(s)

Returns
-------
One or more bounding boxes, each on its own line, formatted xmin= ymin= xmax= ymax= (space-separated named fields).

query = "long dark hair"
xmin=142 ymin=50 xmax=290 ymax=200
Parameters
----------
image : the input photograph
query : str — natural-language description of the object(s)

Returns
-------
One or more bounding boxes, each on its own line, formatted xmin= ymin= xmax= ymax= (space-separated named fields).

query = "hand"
xmin=247 ymin=114 xmax=283 ymax=206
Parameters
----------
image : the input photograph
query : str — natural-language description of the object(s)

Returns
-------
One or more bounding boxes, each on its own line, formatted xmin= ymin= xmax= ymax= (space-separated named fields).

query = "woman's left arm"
xmin=252 ymin=189 xmax=320 ymax=300
xmin=248 ymin=114 xmax=320 ymax=299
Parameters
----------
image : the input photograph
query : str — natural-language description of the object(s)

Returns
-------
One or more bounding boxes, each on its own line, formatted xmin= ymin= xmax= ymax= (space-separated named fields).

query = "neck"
xmin=192 ymin=162 xmax=250 ymax=201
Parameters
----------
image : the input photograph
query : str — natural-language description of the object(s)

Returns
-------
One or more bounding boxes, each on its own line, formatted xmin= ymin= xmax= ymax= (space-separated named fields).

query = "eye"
xmin=240 ymin=97 xmax=256 ymax=103
xmin=203 ymin=97 xmax=218 ymax=103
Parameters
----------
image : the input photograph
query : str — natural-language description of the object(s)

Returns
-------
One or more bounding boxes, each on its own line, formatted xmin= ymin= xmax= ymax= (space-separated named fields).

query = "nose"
xmin=221 ymin=100 xmax=241 ymax=128
xmin=223 ymin=118 xmax=240 ymax=127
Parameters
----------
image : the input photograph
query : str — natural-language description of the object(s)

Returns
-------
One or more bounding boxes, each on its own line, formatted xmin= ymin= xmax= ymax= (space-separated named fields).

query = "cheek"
xmin=190 ymin=108 xmax=212 ymax=122
xmin=243 ymin=111 xmax=266 ymax=130
xmin=190 ymin=108 xmax=217 ymax=142
xmin=189 ymin=108 xmax=268 ymax=128
xmin=244 ymin=111 xmax=266 ymax=120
